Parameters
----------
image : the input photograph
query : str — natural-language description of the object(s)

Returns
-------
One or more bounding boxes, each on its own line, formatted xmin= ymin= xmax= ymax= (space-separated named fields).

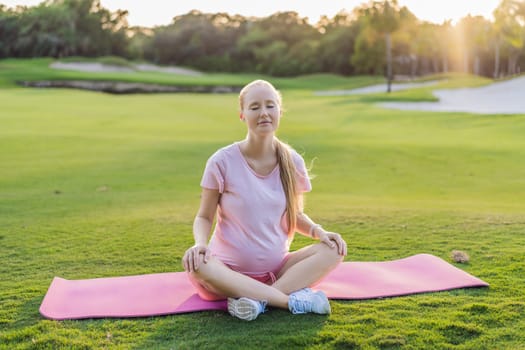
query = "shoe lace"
xmin=290 ymin=293 xmax=312 ymax=313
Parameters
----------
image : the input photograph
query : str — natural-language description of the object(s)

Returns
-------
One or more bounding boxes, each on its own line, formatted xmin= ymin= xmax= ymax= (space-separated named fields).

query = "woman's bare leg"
xmin=190 ymin=255 xmax=289 ymax=308
xmin=272 ymin=243 xmax=343 ymax=295
xmin=190 ymin=243 xmax=342 ymax=308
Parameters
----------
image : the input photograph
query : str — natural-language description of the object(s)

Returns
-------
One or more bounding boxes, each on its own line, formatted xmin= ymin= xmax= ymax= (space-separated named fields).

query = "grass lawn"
xmin=1 ymin=59 xmax=524 ymax=349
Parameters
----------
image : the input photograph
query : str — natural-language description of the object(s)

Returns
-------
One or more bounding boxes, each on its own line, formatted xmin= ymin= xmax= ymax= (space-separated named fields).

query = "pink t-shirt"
xmin=200 ymin=142 xmax=311 ymax=276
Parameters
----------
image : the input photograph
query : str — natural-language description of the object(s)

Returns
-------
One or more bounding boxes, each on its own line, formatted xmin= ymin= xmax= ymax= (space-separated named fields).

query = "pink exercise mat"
xmin=39 ymin=254 xmax=488 ymax=320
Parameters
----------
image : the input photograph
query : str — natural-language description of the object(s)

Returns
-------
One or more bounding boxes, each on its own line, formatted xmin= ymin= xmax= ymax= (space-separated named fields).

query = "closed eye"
xmin=248 ymin=103 xmax=275 ymax=110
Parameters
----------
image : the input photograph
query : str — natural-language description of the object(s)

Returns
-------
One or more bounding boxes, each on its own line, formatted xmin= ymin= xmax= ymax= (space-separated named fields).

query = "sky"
xmin=2 ymin=0 xmax=502 ymax=27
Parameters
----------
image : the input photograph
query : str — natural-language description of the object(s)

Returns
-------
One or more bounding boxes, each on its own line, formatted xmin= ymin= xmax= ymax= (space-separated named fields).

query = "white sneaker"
xmin=227 ymin=297 xmax=266 ymax=321
xmin=288 ymin=288 xmax=331 ymax=315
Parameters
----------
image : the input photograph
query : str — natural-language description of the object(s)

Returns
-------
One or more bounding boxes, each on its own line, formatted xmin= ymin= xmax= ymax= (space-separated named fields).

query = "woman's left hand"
xmin=318 ymin=230 xmax=347 ymax=256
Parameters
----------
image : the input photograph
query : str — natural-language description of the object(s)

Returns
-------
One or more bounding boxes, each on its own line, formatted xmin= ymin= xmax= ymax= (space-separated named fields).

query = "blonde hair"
xmin=239 ymin=80 xmax=299 ymax=235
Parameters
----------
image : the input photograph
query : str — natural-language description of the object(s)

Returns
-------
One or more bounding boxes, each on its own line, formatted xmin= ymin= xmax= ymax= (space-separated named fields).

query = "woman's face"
xmin=241 ymin=84 xmax=281 ymax=136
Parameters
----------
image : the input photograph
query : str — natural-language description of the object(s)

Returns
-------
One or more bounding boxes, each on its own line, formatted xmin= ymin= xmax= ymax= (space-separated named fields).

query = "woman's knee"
xmin=189 ymin=255 xmax=218 ymax=282
xmin=317 ymin=242 xmax=344 ymax=265
xmin=187 ymin=257 xmax=227 ymax=301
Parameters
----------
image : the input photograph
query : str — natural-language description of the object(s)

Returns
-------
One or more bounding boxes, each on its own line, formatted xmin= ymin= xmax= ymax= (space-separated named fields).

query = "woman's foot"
xmin=227 ymin=297 xmax=267 ymax=321
xmin=288 ymin=288 xmax=331 ymax=315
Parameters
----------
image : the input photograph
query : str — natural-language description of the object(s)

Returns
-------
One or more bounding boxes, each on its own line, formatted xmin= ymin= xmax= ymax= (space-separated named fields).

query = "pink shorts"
xmin=188 ymin=254 xmax=291 ymax=301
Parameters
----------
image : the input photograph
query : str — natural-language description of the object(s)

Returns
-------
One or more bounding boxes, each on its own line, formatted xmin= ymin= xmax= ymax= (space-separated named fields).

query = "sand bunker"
xmin=379 ymin=76 xmax=525 ymax=114
xmin=50 ymin=62 xmax=202 ymax=76
xmin=317 ymin=76 xmax=525 ymax=114
xmin=315 ymin=80 xmax=439 ymax=96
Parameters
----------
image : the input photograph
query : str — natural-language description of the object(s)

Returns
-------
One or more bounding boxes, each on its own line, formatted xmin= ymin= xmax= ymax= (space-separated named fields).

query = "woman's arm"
xmin=295 ymin=195 xmax=347 ymax=256
xmin=182 ymin=188 xmax=221 ymax=272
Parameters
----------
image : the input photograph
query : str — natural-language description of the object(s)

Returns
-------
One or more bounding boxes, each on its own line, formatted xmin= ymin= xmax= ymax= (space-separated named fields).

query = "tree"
xmin=2 ymin=0 xmax=129 ymax=58
xmin=126 ymin=26 xmax=154 ymax=61
xmin=2 ymin=1 xmax=519 ymax=78
xmin=389 ymin=12 xmax=419 ymax=77
xmin=457 ymin=15 xmax=492 ymax=76
xmin=234 ymin=11 xmax=320 ymax=75
xmin=358 ymin=0 xmax=404 ymax=92
xmin=437 ymin=21 xmax=454 ymax=74
xmin=316 ymin=11 xmax=360 ymax=75
xmin=493 ymin=0 xmax=525 ymax=76
xmin=351 ymin=21 xmax=386 ymax=75
xmin=0 ymin=6 xmax=20 ymax=57
xmin=150 ymin=11 xmax=248 ymax=71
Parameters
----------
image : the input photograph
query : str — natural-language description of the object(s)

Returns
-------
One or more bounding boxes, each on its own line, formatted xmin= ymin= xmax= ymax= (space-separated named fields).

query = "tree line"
xmin=1 ymin=0 xmax=524 ymax=78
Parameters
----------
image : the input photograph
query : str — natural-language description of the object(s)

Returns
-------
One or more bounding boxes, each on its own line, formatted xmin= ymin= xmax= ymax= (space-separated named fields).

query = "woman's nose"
xmin=260 ymin=107 xmax=270 ymax=116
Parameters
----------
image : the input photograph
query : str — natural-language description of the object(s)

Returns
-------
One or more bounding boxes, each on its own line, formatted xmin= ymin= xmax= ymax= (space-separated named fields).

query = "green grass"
xmin=1 ymin=60 xmax=525 ymax=349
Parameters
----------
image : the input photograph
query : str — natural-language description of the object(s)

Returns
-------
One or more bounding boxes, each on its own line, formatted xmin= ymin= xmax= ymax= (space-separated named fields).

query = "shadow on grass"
xmin=133 ymin=308 xmax=333 ymax=350
xmin=13 ymin=295 xmax=45 ymax=329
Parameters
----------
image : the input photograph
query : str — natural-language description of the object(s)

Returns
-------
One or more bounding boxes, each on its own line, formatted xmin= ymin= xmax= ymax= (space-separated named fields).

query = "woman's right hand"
xmin=182 ymin=244 xmax=211 ymax=273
